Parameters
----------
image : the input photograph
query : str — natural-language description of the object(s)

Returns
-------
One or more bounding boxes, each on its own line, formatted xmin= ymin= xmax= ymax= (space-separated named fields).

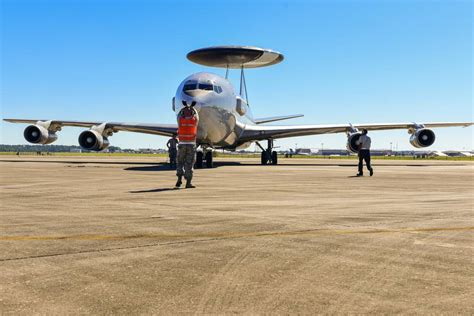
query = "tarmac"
xmin=1 ymin=155 xmax=473 ymax=314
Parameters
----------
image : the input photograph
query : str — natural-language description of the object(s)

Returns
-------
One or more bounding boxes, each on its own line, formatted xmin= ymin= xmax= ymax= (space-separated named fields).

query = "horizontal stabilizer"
xmin=254 ymin=114 xmax=304 ymax=124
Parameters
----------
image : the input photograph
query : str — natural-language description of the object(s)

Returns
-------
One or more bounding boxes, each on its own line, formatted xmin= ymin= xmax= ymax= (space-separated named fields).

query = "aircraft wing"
xmin=240 ymin=122 xmax=473 ymax=141
xmin=3 ymin=119 xmax=178 ymax=137
xmin=254 ymin=114 xmax=304 ymax=124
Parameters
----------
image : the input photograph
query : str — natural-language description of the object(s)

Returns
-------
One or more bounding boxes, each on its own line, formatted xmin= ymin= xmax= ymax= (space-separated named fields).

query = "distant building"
xmin=443 ymin=151 xmax=474 ymax=157
xmin=295 ymin=148 xmax=313 ymax=155
xmin=317 ymin=149 xmax=350 ymax=156
xmin=429 ymin=151 xmax=448 ymax=157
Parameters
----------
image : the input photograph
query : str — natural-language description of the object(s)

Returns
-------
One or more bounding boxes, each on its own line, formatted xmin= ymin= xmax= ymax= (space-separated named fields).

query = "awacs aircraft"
xmin=4 ymin=46 xmax=473 ymax=168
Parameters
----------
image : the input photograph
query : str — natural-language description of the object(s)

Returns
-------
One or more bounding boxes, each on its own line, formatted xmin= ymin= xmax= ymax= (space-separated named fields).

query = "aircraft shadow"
xmin=124 ymin=161 xmax=242 ymax=172
xmin=238 ymin=163 xmax=439 ymax=167
xmin=3 ymin=159 xmax=460 ymax=170
xmin=123 ymin=161 xmax=455 ymax=172
xmin=125 ymin=164 xmax=176 ymax=172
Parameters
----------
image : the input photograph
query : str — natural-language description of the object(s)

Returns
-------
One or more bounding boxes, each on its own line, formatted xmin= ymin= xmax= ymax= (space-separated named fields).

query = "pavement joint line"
xmin=1 ymin=226 xmax=473 ymax=262
xmin=0 ymin=238 xmax=216 ymax=262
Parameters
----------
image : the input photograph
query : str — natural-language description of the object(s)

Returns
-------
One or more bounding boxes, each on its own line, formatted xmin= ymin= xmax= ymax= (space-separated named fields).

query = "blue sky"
xmin=1 ymin=0 xmax=472 ymax=150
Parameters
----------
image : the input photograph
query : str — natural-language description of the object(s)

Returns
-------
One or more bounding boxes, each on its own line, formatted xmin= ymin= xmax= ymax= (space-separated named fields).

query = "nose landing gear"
xmin=257 ymin=139 xmax=278 ymax=165
xmin=195 ymin=147 xmax=214 ymax=168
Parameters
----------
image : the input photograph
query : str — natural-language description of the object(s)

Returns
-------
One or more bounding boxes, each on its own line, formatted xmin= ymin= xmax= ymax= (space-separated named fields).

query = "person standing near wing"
xmin=175 ymin=103 xmax=199 ymax=188
xmin=167 ymin=134 xmax=178 ymax=169
xmin=356 ymin=129 xmax=374 ymax=177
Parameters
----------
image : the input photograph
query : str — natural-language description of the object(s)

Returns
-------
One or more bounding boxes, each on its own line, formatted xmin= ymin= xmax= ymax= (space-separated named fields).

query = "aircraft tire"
xmin=261 ymin=151 xmax=268 ymax=165
xmin=195 ymin=151 xmax=204 ymax=169
xmin=271 ymin=151 xmax=278 ymax=165
xmin=205 ymin=151 xmax=213 ymax=168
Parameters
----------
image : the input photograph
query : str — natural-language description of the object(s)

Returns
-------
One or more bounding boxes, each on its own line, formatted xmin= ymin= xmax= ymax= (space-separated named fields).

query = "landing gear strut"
xmin=257 ymin=139 xmax=278 ymax=165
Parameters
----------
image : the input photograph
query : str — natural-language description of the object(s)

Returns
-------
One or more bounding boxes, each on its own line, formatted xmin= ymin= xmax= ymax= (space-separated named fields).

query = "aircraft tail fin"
xmin=254 ymin=114 xmax=304 ymax=124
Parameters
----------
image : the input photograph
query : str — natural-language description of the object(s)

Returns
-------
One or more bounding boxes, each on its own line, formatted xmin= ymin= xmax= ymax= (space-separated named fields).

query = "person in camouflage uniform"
xmin=167 ymin=135 xmax=178 ymax=169
xmin=176 ymin=105 xmax=199 ymax=188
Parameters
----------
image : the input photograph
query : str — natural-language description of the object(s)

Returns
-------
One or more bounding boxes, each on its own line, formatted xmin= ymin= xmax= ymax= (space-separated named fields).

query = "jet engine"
xmin=78 ymin=130 xmax=110 ymax=151
xmin=346 ymin=132 xmax=362 ymax=153
xmin=23 ymin=125 xmax=58 ymax=145
xmin=409 ymin=128 xmax=435 ymax=148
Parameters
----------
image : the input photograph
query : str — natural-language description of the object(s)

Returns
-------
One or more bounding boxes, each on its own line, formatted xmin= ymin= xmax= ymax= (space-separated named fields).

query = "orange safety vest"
xmin=177 ymin=116 xmax=198 ymax=142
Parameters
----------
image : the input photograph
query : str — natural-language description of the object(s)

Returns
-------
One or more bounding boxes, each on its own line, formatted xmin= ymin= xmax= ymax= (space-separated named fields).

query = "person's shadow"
xmin=129 ymin=188 xmax=178 ymax=193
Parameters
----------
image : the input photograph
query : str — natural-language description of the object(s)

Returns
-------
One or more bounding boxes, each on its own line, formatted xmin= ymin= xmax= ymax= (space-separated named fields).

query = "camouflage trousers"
xmin=176 ymin=144 xmax=196 ymax=180
xmin=168 ymin=148 xmax=177 ymax=166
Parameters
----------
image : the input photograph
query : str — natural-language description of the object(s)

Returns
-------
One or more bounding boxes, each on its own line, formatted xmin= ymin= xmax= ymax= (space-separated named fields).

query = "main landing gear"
xmin=195 ymin=148 xmax=214 ymax=168
xmin=257 ymin=139 xmax=278 ymax=165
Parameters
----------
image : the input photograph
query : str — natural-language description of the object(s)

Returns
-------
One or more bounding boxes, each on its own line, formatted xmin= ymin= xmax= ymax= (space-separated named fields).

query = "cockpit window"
xmin=183 ymin=81 xmax=197 ymax=91
xmin=183 ymin=80 xmax=220 ymax=95
xmin=198 ymin=83 xmax=213 ymax=91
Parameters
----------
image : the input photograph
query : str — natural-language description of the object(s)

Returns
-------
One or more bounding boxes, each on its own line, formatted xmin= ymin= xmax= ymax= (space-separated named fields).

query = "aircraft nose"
xmin=181 ymin=100 xmax=203 ymax=112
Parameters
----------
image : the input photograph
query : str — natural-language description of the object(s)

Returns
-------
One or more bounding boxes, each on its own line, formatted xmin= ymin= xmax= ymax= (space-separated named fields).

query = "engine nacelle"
xmin=410 ymin=128 xmax=435 ymax=148
xmin=78 ymin=130 xmax=110 ymax=151
xmin=346 ymin=132 xmax=362 ymax=153
xmin=24 ymin=125 xmax=58 ymax=145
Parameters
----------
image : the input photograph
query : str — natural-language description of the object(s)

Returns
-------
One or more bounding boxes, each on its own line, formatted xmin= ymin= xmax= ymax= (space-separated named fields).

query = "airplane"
xmin=4 ymin=46 xmax=473 ymax=168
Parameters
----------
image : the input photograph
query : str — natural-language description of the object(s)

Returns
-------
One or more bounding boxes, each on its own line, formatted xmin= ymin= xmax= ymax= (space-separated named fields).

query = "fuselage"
xmin=174 ymin=72 xmax=254 ymax=149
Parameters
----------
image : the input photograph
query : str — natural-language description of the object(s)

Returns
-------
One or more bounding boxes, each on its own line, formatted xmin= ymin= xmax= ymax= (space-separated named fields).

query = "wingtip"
xmin=2 ymin=118 xmax=26 ymax=123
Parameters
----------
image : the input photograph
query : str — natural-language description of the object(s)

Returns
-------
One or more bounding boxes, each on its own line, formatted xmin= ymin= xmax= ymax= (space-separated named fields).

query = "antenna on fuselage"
xmin=186 ymin=46 xmax=284 ymax=106
xmin=239 ymin=65 xmax=249 ymax=104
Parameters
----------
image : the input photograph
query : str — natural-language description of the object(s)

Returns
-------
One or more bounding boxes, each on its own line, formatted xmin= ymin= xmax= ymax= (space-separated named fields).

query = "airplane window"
xmin=213 ymin=85 xmax=219 ymax=93
xmin=218 ymin=86 xmax=223 ymax=93
xmin=199 ymin=83 xmax=214 ymax=91
xmin=183 ymin=83 xmax=197 ymax=91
